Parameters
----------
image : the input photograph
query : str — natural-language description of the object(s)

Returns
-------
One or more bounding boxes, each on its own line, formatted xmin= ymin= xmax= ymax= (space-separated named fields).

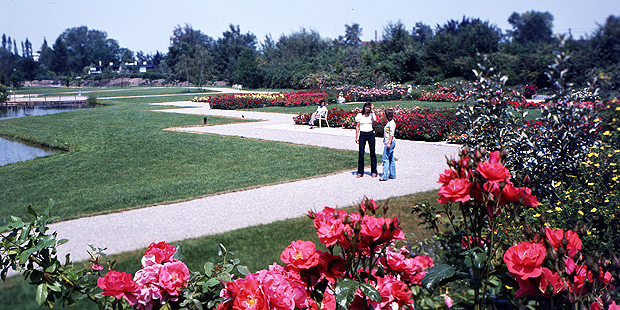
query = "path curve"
xmin=48 ymin=99 xmax=460 ymax=262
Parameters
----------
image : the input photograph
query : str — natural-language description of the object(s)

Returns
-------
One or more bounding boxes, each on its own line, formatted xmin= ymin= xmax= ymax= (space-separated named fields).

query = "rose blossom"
xmin=280 ymin=240 xmax=320 ymax=270
xmin=437 ymin=169 xmax=458 ymax=185
xmin=158 ymin=261 xmax=190 ymax=297
xmin=232 ymin=279 xmax=269 ymax=310
xmin=97 ymin=270 xmax=139 ymax=305
xmin=503 ymin=242 xmax=546 ymax=280
xmin=477 ymin=158 xmax=510 ymax=183
xmin=437 ymin=178 xmax=471 ymax=204
xmin=142 ymin=241 xmax=177 ymax=267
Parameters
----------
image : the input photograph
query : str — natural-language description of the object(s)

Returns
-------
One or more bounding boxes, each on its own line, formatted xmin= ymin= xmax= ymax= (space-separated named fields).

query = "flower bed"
xmin=192 ymin=91 xmax=327 ymax=109
xmin=418 ymin=86 xmax=464 ymax=102
xmin=327 ymin=85 xmax=406 ymax=102
xmin=295 ymin=106 xmax=460 ymax=142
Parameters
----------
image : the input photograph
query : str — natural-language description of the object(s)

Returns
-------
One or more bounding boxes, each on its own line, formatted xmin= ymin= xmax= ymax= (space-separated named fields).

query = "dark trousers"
xmin=358 ymin=131 xmax=377 ymax=175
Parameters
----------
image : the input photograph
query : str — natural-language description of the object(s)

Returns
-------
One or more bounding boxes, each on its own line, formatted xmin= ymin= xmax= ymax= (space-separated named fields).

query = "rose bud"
xmin=547 ymin=247 xmax=558 ymax=262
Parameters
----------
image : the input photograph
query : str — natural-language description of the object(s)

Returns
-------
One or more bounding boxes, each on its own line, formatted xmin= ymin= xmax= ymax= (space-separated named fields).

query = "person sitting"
xmin=337 ymin=92 xmax=345 ymax=104
xmin=309 ymin=101 xmax=328 ymax=129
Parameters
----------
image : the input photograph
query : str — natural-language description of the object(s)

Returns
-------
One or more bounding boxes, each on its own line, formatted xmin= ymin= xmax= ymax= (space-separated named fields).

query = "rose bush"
xmin=193 ymin=91 xmax=327 ymax=109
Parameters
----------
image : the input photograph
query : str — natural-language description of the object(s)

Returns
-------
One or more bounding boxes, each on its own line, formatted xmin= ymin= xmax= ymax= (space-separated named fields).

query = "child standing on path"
xmin=355 ymin=102 xmax=377 ymax=177
xmin=380 ymin=109 xmax=396 ymax=181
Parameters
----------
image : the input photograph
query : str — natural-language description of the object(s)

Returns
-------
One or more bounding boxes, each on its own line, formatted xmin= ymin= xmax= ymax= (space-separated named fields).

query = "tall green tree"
xmin=592 ymin=15 xmax=620 ymax=66
xmin=508 ymin=11 xmax=554 ymax=44
xmin=166 ymin=24 xmax=214 ymax=76
xmin=212 ymin=24 xmax=257 ymax=81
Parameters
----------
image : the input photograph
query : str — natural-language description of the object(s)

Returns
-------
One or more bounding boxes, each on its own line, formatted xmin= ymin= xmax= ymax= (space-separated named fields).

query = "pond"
xmin=0 ymin=105 xmax=88 ymax=167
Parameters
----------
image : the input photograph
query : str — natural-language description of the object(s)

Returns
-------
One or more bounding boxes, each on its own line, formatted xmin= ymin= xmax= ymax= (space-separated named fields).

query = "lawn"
xmin=0 ymin=97 xmax=357 ymax=222
xmin=0 ymin=189 xmax=442 ymax=310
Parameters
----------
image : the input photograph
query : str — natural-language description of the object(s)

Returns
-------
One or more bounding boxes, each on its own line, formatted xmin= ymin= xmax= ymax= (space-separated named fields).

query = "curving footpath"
xmin=48 ymin=100 xmax=460 ymax=262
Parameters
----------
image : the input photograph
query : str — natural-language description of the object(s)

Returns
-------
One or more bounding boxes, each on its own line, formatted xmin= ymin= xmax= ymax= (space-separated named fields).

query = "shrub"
xmin=193 ymin=91 xmax=327 ymax=110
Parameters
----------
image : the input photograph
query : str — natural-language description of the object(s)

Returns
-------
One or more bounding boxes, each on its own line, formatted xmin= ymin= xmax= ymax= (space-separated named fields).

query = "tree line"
xmin=0 ymin=11 xmax=619 ymax=92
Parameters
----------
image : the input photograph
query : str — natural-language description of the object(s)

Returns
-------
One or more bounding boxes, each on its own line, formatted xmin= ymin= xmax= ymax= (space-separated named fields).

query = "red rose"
xmin=477 ymin=161 xmax=510 ymax=183
xmin=438 ymin=178 xmax=471 ymax=204
xmin=143 ymin=241 xmax=177 ymax=266
xmin=97 ymin=270 xmax=139 ymax=305
xmin=504 ymin=242 xmax=546 ymax=280
xmin=281 ymin=240 xmax=320 ymax=270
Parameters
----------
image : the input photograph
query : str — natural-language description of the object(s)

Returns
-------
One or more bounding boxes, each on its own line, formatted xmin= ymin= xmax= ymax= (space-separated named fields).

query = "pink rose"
xmin=97 ymin=270 xmax=139 ymax=305
xmin=477 ymin=161 xmax=510 ymax=183
xmin=514 ymin=277 xmax=537 ymax=299
xmin=142 ymin=241 xmax=177 ymax=267
xmin=438 ymin=178 xmax=471 ymax=204
xmin=360 ymin=216 xmax=384 ymax=243
xmin=159 ymin=261 xmax=190 ymax=297
xmin=280 ymin=240 xmax=320 ymax=270
xmin=232 ymin=279 xmax=269 ymax=310
xmin=539 ymin=267 xmax=564 ymax=295
xmin=504 ymin=242 xmax=546 ymax=280
xmin=437 ymin=169 xmax=458 ymax=185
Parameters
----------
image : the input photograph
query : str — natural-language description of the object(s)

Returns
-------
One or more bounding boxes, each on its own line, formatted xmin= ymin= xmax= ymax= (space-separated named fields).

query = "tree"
xmin=340 ymin=23 xmax=363 ymax=48
xmin=166 ymin=24 xmax=214 ymax=72
xmin=192 ymin=44 xmax=214 ymax=90
xmin=508 ymin=11 xmax=554 ymax=44
xmin=592 ymin=15 xmax=620 ymax=66
xmin=212 ymin=24 xmax=257 ymax=81
xmin=235 ymin=48 xmax=261 ymax=88
xmin=412 ymin=22 xmax=434 ymax=45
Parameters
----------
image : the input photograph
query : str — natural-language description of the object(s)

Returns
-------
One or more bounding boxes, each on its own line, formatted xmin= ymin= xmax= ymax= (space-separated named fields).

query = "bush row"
xmin=192 ymin=91 xmax=327 ymax=109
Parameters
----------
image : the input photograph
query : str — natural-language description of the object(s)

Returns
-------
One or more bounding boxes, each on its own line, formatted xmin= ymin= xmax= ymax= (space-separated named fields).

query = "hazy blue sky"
xmin=2 ymin=0 xmax=619 ymax=55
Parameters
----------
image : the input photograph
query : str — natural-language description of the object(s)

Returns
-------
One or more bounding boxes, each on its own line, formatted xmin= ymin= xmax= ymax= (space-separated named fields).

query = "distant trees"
xmin=508 ymin=11 xmax=555 ymax=44
xmin=0 ymin=11 xmax=618 ymax=93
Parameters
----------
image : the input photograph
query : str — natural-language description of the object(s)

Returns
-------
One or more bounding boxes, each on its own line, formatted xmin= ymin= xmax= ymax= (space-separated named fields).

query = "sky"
xmin=2 ymin=0 xmax=619 ymax=55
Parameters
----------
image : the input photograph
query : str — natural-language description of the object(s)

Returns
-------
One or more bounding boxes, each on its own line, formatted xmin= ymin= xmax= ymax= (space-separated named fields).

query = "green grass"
xmin=0 ymin=100 xmax=356 ymax=221
xmin=0 ymin=189 xmax=441 ymax=310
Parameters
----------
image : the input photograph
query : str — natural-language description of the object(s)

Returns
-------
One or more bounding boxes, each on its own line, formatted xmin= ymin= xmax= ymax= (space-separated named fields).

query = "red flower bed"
xmin=419 ymin=86 xmax=464 ymax=102
xmin=196 ymin=91 xmax=327 ymax=110
xmin=295 ymin=106 xmax=459 ymax=142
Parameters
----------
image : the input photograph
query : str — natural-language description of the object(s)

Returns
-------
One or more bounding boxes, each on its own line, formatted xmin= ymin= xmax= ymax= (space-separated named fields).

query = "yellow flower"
xmin=533 ymin=213 xmax=541 ymax=218
xmin=604 ymin=131 xmax=612 ymax=136
xmin=588 ymin=182 xmax=595 ymax=186
xmin=594 ymin=164 xmax=600 ymax=167
xmin=588 ymin=231 xmax=592 ymax=235
xmin=594 ymin=118 xmax=601 ymax=122
xmin=547 ymin=209 xmax=554 ymax=213
xmin=555 ymin=207 xmax=562 ymax=212
xmin=553 ymin=181 xmax=561 ymax=187
xmin=578 ymin=210 xmax=584 ymax=216
xmin=588 ymin=153 xmax=599 ymax=158
xmin=591 ymin=207 xmax=598 ymax=212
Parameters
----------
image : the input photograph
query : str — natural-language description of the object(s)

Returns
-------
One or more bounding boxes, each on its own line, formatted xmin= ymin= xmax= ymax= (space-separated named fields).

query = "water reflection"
xmin=0 ymin=137 xmax=53 ymax=166
xmin=0 ymin=105 xmax=88 ymax=166
xmin=0 ymin=104 xmax=87 ymax=120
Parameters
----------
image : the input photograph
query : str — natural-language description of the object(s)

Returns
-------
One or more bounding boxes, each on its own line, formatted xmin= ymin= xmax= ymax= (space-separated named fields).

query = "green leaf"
xmin=48 ymin=281 xmax=62 ymax=292
xmin=7 ymin=216 xmax=24 ymax=230
xmin=192 ymin=299 xmax=203 ymax=310
xmin=204 ymin=262 xmax=214 ymax=277
xmin=358 ymin=282 xmax=381 ymax=303
xmin=36 ymin=283 xmax=48 ymax=306
xmin=218 ymin=244 xmax=227 ymax=257
xmin=421 ymin=264 xmax=458 ymax=292
xmin=236 ymin=265 xmax=250 ymax=276
xmin=27 ymin=206 xmax=38 ymax=218
xmin=334 ymin=279 xmax=359 ymax=309
xmin=205 ymin=278 xmax=220 ymax=288
xmin=174 ymin=245 xmax=183 ymax=261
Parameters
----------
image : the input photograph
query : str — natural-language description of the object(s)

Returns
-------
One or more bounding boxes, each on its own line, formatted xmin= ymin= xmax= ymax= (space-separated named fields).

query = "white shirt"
xmin=355 ymin=113 xmax=375 ymax=132
xmin=384 ymin=119 xmax=396 ymax=144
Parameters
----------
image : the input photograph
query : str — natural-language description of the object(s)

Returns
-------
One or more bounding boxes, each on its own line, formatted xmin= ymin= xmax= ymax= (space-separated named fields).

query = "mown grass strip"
xmin=0 ymin=100 xmax=356 ymax=221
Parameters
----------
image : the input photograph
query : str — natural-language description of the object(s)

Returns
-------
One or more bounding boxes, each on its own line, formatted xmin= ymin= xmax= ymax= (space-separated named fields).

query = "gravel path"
xmin=48 ymin=100 xmax=460 ymax=262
